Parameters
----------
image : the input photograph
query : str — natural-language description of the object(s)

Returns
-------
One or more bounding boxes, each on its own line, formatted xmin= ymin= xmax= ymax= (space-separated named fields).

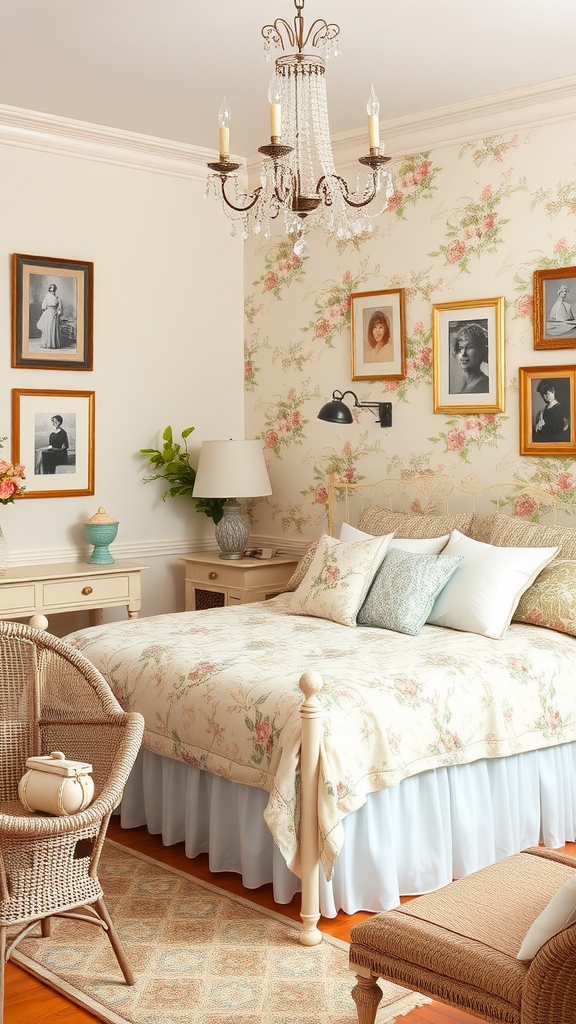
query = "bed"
xmin=64 ymin=475 xmax=576 ymax=945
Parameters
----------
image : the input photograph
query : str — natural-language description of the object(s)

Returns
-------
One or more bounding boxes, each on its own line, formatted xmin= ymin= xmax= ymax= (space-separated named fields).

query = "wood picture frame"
xmin=350 ymin=288 xmax=406 ymax=381
xmin=12 ymin=389 xmax=95 ymax=498
xmin=519 ymin=366 xmax=576 ymax=457
xmin=432 ymin=296 xmax=505 ymax=414
xmin=11 ymin=253 xmax=94 ymax=370
xmin=533 ymin=266 xmax=576 ymax=350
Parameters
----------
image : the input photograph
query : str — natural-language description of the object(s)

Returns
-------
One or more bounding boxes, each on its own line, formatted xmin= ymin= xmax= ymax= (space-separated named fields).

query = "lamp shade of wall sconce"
xmin=192 ymin=439 xmax=272 ymax=559
xmin=318 ymin=390 xmax=392 ymax=428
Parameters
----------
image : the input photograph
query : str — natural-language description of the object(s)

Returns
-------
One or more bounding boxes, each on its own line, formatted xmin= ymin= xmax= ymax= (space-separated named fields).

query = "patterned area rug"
xmin=11 ymin=841 xmax=428 ymax=1024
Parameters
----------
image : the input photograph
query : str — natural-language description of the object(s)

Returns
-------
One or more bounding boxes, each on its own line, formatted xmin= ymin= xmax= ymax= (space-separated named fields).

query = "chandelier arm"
xmin=315 ymin=174 xmax=379 ymax=210
xmin=307 ymin=20 xmax=340 ymax=49
xmin=216 ymin=178 xmax=265 ymax=215
xmin=262 ymin=19 xmax=296 ymax=51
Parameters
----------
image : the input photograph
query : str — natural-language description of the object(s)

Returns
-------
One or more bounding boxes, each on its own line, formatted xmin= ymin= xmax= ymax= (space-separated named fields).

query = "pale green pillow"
xmin=288 ymin=533 xmax=393 ymax=627
xmin=358 ymin=548 xmax=462 ymax=635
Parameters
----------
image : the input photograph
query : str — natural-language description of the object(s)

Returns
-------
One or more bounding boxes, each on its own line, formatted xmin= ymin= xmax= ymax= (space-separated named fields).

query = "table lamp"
xmin=192 ymin=440 xmax=272 ymax=559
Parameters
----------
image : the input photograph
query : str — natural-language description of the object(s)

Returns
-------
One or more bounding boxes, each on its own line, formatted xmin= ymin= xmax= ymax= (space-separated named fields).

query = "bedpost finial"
xmin=299 ymin=671 xmax=323 ymax=701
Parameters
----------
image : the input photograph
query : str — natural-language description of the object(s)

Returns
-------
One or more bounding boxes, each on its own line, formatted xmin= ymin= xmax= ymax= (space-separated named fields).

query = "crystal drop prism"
xmin=293 ymin=236 xmax=309 ymax=258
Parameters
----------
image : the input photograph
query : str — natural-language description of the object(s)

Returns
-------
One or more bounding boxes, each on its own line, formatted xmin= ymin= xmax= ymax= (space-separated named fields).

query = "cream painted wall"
xmin=0 ymin=115 xmax=245 ymax=631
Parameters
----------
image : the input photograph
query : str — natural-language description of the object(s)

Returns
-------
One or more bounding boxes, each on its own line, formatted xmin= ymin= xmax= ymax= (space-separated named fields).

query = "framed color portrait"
xmin=351 ymin=288 xmax=406 ymax=381
xmin=432 ymin=297 xmax=505 ymax=414
xmin=533 ymin=266 xmax=576 ymax=350
xmin=11 ymin=253 xmax=94 ymax=370
xmin=12 ymin=389 xmax=95 ymax=498
xmin=519 ymin=366 xmax=576 ymax=457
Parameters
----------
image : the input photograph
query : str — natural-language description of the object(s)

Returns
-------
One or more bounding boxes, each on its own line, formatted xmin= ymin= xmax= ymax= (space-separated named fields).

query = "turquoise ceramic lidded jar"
xmin=84 ymin=508 xmax=118 ymax=564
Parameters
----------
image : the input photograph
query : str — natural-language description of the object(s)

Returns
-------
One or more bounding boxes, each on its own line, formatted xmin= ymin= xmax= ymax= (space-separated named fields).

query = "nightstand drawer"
xmin=0 ymin=584 xmax=36 ymax=614
xmin=43 ymin=574 xmax=131 ymax=608
xmin=188 ymin=562 xmax=240 ymax=588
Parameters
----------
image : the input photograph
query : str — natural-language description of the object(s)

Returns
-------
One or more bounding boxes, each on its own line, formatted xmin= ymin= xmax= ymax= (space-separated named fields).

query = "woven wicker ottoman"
xmin=349 ymin=847 xmax=576 ymax=1024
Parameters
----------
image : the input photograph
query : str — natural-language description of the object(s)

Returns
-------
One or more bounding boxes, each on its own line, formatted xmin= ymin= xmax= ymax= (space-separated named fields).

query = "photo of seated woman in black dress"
xmin=35 ymin=414 xmax=72 ymax=474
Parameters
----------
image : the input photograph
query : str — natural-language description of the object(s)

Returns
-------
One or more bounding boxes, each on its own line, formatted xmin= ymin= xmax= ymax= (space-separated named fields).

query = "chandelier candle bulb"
xmin=367 ymin=85 xmax=380 ymax=152
xmin=268 ymin=78 xmax=282 ymax=140
xmin=218 ymin=98 xmax=230 ymax=160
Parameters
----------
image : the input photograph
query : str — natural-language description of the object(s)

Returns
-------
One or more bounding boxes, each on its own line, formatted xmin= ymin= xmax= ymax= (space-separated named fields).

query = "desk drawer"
xmin=0 ymin=584 xmax=36 ymax=614
xmin=43 ymin=575 xmax=130 ymax=608
xmin=188 ymin=563 xmax=239 ymax=588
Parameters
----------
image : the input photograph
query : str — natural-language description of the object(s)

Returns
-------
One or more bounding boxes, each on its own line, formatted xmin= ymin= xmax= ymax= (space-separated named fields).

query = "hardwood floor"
xmin=4 ymin=824 xmax=576 ymax=1024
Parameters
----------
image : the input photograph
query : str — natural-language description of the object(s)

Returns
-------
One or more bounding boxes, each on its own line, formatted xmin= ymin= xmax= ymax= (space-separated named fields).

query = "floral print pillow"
xmin=513 ymin=559 xmax=576 ymax=636
xmin=287 ymin=532 xmax=393 ymax=627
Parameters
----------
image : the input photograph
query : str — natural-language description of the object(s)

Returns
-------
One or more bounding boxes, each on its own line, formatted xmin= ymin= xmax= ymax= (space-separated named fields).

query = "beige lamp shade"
xmin=192 ymin=440 xmax=272 ymax=499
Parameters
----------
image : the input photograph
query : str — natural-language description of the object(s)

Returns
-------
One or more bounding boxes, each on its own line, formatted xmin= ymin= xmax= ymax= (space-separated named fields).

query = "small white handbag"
xmin=18 ymin=750 xmax=95 ymax=815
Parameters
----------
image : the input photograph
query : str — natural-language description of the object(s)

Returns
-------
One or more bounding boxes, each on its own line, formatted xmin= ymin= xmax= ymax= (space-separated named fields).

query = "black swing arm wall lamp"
xmin=317 ymin=390 xmax=392 ymax=428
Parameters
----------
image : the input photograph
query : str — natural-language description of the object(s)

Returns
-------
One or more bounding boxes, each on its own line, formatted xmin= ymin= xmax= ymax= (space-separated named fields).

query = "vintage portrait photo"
xmin=12 ymin=254 xmax=94 ymax=370
xmin=12 ymin=389 xmax=95 ymax=497
xmin=432 ymin=297 xmax=505 ymax=414
xmin=533 ymin=266 xmax=576 ymax=350
xmin=351 ymin=288 xmax=406 ymax=381
xmin=519 ymin=366 xmax=576 ymax=456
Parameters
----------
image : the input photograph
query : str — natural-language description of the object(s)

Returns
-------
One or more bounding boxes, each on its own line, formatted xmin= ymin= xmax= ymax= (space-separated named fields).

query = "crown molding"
xmin=247 ymin=74 xmax=576 ymax=178
xmin=0 ymin=104 xmax=245 ymax=182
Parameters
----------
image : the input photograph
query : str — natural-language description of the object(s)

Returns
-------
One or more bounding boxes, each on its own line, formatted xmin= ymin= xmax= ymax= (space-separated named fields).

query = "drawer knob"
xmin=208 ymin=572 xmax=218 ymax=580
xmin=82 ymin=586 xmax=93 ymax=595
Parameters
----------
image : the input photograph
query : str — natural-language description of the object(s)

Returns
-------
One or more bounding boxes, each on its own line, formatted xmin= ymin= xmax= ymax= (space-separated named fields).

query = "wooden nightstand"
xmin=0 ymin=561 xmax=149 ymax=631
xmin=181 ymin=552 xmax=298 ymax=610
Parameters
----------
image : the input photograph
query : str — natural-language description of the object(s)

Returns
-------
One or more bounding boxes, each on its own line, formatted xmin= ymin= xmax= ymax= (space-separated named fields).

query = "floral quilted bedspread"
xmin=66 ymin=595 xmax=576 ymax=877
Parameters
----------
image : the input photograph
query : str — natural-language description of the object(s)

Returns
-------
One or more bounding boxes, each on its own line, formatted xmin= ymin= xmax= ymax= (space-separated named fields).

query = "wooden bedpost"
xmin=298 ymin=670 xmax=323 ymax=946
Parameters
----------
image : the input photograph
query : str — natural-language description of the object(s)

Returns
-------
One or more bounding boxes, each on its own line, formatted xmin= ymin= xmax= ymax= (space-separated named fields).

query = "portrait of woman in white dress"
xmin=547 ymin=283 xmax=576 ymax=337
xmin=36 ymin=284 xmax=63 ymax=349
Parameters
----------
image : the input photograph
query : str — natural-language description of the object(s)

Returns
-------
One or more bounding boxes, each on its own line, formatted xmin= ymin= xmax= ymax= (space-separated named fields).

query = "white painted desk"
xmin=0 ymin=561 xmax=149 ymax=630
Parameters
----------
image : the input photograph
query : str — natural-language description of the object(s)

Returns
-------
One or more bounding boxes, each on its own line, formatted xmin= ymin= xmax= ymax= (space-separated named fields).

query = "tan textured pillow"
xmin=357 ymin=507 xmax=474 ymax=539
xmin=513 ymin=560 xmax=576 ymax=636
xmin=488 ymin=512 xmax=576 ymax=560
xmin=283 ymin=539 xmax=320 ymax=592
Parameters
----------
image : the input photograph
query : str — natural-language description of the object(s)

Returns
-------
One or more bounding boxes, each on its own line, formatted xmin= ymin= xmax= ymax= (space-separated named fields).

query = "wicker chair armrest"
xmin=523 ymin=925 xmax=576 ymax=1022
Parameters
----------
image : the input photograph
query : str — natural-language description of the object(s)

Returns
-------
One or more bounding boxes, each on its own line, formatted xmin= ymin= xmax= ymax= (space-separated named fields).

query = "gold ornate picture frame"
xmin=12 ymin=389 xmax=95 ymax=498
xmin=519 ymin=366 xmax=576 ymax=457
xmin=432 ymin=297 xmax=505 ymax=414
xmin=351 ymin=288 xmax=406 ymax=381
xmin=533 ymin=266 xmax=576 ymax=350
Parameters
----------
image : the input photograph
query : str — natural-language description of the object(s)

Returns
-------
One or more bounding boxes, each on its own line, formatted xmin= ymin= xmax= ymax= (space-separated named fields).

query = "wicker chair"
xmin=0 ymin=620 xmax=144 ymax=1023
xmin=349 ymin=846 xmax=576 ymax=1024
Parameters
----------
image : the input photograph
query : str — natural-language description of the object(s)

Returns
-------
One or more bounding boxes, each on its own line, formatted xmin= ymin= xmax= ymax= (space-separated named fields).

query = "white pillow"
xmin=339 ymin=521 xmax=449 ymax=555
xmin=427 ymin=531 xmax=559 ymax=639
xmin=517 ymin=873 xmax=576 ymax=961
xmin=288 ymin=532 xmax=393 ymax=627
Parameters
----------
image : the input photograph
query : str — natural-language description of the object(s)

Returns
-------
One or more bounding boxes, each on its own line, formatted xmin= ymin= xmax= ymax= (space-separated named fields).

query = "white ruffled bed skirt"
xmin=119 ymin=743 xmax=576 ymax=917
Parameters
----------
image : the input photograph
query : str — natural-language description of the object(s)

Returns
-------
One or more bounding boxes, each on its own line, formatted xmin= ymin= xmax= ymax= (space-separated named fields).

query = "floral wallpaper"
xmin=243 ymin=121 xmax=576 ymax=541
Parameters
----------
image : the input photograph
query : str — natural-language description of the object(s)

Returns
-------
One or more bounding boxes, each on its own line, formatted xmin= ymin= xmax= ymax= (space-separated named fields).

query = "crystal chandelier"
xmin=205 ymin=0 xmax=393 ymax=256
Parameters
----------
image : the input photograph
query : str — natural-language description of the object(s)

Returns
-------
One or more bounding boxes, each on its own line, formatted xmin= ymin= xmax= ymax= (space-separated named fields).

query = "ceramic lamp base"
xmin=214 ymin=499 xmax=249 ymax=559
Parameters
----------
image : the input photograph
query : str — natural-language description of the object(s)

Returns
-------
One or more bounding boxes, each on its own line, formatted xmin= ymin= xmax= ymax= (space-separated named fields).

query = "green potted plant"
xmin=140 ymin=427 xmax=225 ymax=523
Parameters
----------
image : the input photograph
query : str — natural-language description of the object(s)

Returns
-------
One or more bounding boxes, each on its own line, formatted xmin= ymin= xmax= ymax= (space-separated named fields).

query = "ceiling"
xmin=2 ymin=0 xmax=576 ymax=156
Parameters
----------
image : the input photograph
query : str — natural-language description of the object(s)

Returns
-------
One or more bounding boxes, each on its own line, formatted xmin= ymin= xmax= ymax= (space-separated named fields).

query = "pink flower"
xmin=480 ymin=185 xmax=493 ymax=200
xmin=482 ymin=414 xmax=496 ymax=425
xmin=554 ymin=237 xmax=568 ymax=254
xmin=387 ymin=191 xmax=403 ymax=211
xmin=336 ymin=781 xmax=347 ymax=797
xmin=343 ymin=270 xmax=352 ymax=282
xmin=314 ymin=485 xmax=328 ymax=504
xmin=343 ymin=442 xmax=352 ymax=454
xmin=482 ymin=213 xmax=496 ymax=232
xmin=401 ymin=173 xmax=417 ymax=189
xmin=547 ymin=706 xmax=562 ymax=731
xmin=0 ymin=479 xmax=18 ymax=500
xmin=514 ymin=493 xmax=538 ymax=519
xmin=413 ymin=321 xmax=424 ymax=335
xmin=321 ymin=564 xmax=340 ymax=585
xmin=439 ymin=729 xmax=463 ymax=753
xmin=465 ymin=227 xmax=476 ymax=240
xmin=0 ymin=461 xmax=11 ymax=473
xmin=339 ymin=297 xmax=351 ymax=315
xmin=264 ymin=430 xmax=279 ymax=449
xmin=342 ymin=467 xmax=356 ymax=483
xmin=515 ymin=294 xmax=533 ymax=318
xmin=446 ymin=240 xmax=467 ymax=264
xmin=315 ymin=318 xmax=330 ymax=338
xmin=291 ymin=412 xmax=302 ymax=428
xmin=445 ymin=429 xmax=466 ymax=452
xmin=419 ymin=348 xmax=431 ymax=365
xmin=395 ymin=678 xmax=417 ymax=697
xmin=264 ymin=271 xmax=279 ymax=291
xmin=415 ymin=161 xmax=431 ymax=181
xmin=411 ymin=500 xmax=422 ymax=512
xmin=244 ymin=359 xmax=254 ymax=375
xmin=287 ymin=388 xmax=296 ymax=400
xmin=385 ymin=379 xmax=401 ymax=391
xmin=255 ymin=720 xmax=273 ymax=752
xmin=557 ymin=473 xmax=573 ymax=491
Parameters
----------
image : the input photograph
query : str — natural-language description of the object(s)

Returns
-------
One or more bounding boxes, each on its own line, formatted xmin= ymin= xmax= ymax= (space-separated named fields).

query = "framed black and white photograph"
xmin=519 ymin=366 xmax=576 ymax=457
xmin=432 ymin=297 xmax=505 ymax=414
xmin=350 ymin=288 xmax=406 ymax=381
xmin=533 ymin=266 xmax=576 ymax=350
xmin=11 ymin=253 xmax=94 ymax=370
xmin=12 ymin=389 xmax=95 ymax=498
